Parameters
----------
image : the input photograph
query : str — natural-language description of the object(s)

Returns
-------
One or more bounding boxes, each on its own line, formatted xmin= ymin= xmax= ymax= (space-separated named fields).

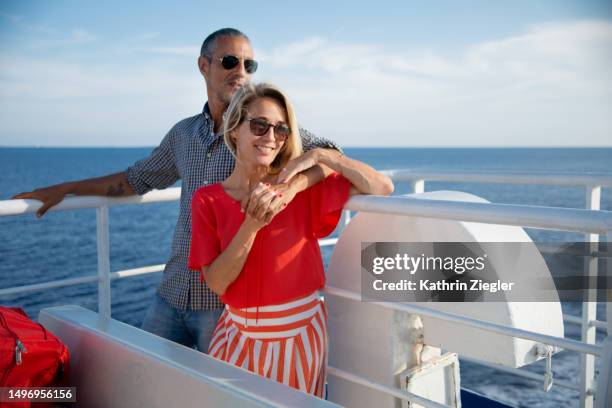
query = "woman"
xmin=188 ymin=83 xmax=393 ymax=397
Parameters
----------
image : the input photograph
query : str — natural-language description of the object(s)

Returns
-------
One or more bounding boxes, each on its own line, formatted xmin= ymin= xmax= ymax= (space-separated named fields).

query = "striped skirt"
xmin=208 ymin=291 xmax=327 ymax=397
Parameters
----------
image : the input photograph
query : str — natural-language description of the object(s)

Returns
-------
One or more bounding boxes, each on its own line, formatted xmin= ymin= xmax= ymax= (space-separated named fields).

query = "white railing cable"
xmin=322 ymin=286 xmax=602 ymax=357
xmin=327 ymin=366 xmax=450 ymax=408
xmin=0 ymin=264 xmax=166 ymax=296
xmin=460 ymin=356 xmax=586 ymax=393
xmin=0 ymin=275 xmax=101 ymax=296
xmin=565 ymin=315 xmax=608 ymax=333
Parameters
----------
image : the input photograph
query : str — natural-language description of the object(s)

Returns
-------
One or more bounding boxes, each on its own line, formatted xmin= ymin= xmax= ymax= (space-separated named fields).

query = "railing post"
xmin=96 ymin=205 xmax=111 ymax=319
xmin=342 ymin=209 xmax=351 ymax=227
xmin=581 ymin=185 xmax=600 ymax=408
xmin=594 ymin=232 xmax=611 ymax=408
xmin=410 ymin=179 xmax=425 ymax=194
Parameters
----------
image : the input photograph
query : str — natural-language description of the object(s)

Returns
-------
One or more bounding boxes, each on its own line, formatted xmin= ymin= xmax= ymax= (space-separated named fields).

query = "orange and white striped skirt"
xmin=208 ymin=291 xmax=327 ymax=397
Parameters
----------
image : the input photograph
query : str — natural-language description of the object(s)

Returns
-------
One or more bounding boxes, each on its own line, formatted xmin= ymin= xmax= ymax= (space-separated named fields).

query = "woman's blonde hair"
xmin=223 ymin=83 xmax=302 ymax=174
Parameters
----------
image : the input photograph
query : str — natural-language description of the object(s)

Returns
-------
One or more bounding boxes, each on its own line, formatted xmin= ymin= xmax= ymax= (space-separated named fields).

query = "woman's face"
xmin=233 ymin=96 xmax=288 ymax=168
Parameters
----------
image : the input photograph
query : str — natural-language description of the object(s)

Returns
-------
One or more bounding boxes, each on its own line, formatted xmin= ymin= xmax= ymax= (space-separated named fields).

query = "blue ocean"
xmin=1 ymin=147 xmax=611 ymax=408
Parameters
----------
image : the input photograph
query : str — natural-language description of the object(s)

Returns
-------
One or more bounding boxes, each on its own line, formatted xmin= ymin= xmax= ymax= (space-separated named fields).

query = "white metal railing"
xmin=1 ymin=170 xmax=612 ymax=408
xmin=381 ymin=169 xmax=612 ymax=188
xmin=381 ymin=169 xmax=611 ymax=408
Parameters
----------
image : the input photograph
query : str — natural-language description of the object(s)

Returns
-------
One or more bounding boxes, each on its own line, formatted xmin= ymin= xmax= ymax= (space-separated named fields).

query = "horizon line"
xmin=1 ymin=145 xmax=612 ymax=149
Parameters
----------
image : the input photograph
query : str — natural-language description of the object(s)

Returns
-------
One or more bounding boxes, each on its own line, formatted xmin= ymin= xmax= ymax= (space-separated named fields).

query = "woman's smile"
xmin=253 ymin=143 xmax=277 ymax=154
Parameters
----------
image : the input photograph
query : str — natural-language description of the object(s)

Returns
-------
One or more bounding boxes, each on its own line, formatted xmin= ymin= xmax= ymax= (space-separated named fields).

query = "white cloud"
xmin=0 ymin=54 xmax=205 ymax=146
xmin=0 ymin=20 xmax=610 ymax=146
xmin=257 ymin=20 xmax=612 ymax=146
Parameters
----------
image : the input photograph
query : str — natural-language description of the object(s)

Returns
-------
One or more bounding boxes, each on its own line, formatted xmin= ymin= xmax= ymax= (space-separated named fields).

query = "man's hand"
xmin=276 ymin=149 xmax=321 ymax=184
xmin=12 ymin=185 xmax=68 ymax=218
xmin=11 ymin=172 xmax=135 ymax=219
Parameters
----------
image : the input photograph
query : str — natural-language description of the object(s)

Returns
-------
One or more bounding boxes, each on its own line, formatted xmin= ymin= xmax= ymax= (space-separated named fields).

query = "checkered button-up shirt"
xmin=126 ymin=103 xmax=340 ymax=310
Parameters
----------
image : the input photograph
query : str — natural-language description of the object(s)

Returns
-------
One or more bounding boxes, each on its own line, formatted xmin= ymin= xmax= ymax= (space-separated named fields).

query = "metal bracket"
xmin=535 ymin=343 xmax=554 ymax=392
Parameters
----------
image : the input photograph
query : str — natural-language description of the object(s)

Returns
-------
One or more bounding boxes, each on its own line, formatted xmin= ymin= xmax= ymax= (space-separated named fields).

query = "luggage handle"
xmin=0 ymin=309 xmax=28 ymax=365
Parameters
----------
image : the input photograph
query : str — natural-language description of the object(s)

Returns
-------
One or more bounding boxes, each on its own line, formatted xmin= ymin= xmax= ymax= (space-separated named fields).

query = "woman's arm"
xmin=202 ymin=187 xmax=281 ymax=296
xmin=201 ymin=218 xmax=259 ymax=296
xmin=315 ymin=149 xmax=394 ymax=196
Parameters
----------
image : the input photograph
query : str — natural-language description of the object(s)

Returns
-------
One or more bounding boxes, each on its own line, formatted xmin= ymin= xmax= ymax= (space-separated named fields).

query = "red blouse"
xmin=188 ymin=173 xmax=351 ymax=308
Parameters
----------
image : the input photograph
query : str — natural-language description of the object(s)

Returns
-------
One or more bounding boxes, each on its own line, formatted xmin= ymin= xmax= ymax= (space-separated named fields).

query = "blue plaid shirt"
xmin=126 ymin=104 xmax=340 ymax=310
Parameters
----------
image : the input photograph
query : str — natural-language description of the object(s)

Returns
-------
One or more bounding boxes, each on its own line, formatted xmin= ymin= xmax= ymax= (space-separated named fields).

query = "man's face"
xmin=199 ymin=36 xmax=254 ymax=107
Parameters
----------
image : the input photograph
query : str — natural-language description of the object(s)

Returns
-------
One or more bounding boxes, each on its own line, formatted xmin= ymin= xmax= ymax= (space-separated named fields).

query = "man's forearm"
xmin=288 ymin=163 xmax=333 ymax=193
xmin=60 ymin=172 xmax=136 ymax=197
xmin=317 ymin=150 xmax=394 ymax=195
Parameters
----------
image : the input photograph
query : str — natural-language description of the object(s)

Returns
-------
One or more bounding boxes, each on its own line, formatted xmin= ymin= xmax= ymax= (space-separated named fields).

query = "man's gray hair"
xmin=200 ymin=28 xmax=249 ymax=58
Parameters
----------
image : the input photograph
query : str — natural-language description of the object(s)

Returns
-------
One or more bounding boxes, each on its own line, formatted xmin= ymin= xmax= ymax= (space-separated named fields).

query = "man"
xmin=12 ymin=28 xmax=339 ymax=351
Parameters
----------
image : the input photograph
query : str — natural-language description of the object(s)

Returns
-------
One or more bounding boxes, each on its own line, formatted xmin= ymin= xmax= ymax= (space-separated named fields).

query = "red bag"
xmin=0 ymin=307 xmax=70 ymax=407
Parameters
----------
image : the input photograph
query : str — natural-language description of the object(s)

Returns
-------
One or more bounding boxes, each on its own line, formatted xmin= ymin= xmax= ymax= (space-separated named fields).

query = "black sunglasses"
xmin=218 ymin=55 xmax=258 ymax=74
xmin=246 ymin=117 xmax=290 ymax=141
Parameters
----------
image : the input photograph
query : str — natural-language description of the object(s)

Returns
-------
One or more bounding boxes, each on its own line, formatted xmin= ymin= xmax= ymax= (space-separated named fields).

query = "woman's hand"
xmin=243 ymin=182 xmax=285 ymax=230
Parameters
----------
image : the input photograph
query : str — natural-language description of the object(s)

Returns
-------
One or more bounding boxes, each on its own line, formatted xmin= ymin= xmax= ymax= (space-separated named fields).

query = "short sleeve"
xmin=309 ymin=173 xmax=351 ymax=238
xmin=125 ymin=131 xmax=180 ymax=195
xmin=188 ymin=191 xmax=221 ymax=275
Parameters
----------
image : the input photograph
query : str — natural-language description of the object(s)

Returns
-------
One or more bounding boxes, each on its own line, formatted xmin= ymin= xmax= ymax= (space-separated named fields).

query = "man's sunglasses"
xmin=246 ymin=117 xmax=290 ymax=141
xmin=218 ymin=55 xmax=258 ymax=74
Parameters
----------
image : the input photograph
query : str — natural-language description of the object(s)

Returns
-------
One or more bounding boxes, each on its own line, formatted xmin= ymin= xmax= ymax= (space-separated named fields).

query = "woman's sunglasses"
xmin=247 ymin=117 xmax=290 ymax=141
xmin=218 ymin=55 xmax=258 ymax=74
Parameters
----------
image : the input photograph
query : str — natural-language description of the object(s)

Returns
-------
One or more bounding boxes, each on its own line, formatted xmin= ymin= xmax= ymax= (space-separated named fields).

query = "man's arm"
xmin=240 ymin=164 xmax=331 ymax=214
xmin=12 ymin=172 xmax=136 ymax=218
xmin=240 ymin=128 xmax=338 ymax=215
xmin=276 ymin=127 xmax=338 ymax=184
xmin=13 ymin=128 xmax=179 ymax=218
xmin=299 ymin=127 xmax=342 ymax=153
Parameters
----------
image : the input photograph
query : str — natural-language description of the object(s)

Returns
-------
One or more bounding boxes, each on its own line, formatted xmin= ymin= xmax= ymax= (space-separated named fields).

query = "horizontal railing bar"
xmin=383 ymin=169 xmax=612 ymax=187
xmin=0 ymin=264 xmax=166 ymax=296
xmin=322 ymin=286 xmax=603 ymax=356
xmin=1 ymin=265 xmax=606 ymax=356
xmin=564 ymin=315 xmax=608 ymax=333
xmin=327 ymin=366 xmax=451 ymax=408
xmin=319 ymin=238 xmax=338 ymax=247
xmin=7 ymin=266 xmax=605 ymax=335
xmin=345 ymin=195 xmax=612 ymax=234
xmin=3 ymin=192 xmax=611 ymax=235
xmin=0 ymin=188 xmax=182 ymax=217
xmin=112 ymin=264 xmax=165 ymax=278
xmin=0 ymin=238 xmax=326 ymax=295
xmin=460 ymin=356 xmax=584 ymax=393
xmin=592 ymin=320 xmax=608 ymax=331
xmin=0 ymin=275 xmax=100 ymax=296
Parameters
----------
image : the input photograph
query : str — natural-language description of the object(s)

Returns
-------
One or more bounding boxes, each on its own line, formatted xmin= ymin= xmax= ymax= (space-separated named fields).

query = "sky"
xmin=0 ymin=0 xmax=611 ymax=147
